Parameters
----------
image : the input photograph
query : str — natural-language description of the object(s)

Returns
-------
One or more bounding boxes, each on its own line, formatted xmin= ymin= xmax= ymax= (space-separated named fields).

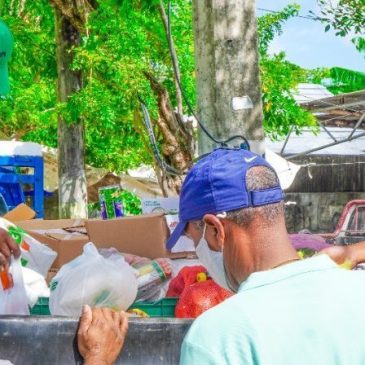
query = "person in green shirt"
xmin=0 ymin=19 xmax=13 ymax=96
xmin=76 ymin=148 xmax=365 ymax=365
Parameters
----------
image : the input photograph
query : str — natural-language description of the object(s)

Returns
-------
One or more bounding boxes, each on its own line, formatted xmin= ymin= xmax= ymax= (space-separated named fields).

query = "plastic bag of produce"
xmin=175 ymin=279 xmax=232 ymax=318
xmin=133 ymin=258 xmax=171 ymax=302
xmin=166 ymin=265 xmax=207 ymax=297
xmin=167 ymin=265 xmax=232 ymax=318
xmin=49 ymin=242 xmax=137 ymax=316
xmin=0 ymin=218 xmax=57 ymax=277
xmin=100 ymin=248 xmax=172 ymax=302
xmin=0 ymin=257 xmax=29 ymax=315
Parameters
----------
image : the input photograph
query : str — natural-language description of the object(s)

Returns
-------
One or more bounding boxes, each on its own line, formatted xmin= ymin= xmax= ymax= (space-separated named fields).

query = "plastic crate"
xmin=30 ymin=297 xmax=51 ymax=315
xmin=30 ymin=297 xmax=177 ymax=317
xmin=129 ymin=298 xmax=177 ymax=317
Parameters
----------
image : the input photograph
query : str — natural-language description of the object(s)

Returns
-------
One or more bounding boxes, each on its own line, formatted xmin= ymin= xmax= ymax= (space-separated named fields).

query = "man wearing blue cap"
xmin=167 ymin=147 xmax=365 ymax=364
xmin=75 ymin=147 xmax=365 ymax=365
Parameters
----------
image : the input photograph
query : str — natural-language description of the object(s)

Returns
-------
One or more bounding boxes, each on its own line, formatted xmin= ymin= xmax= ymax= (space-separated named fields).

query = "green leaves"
xmin=2 ymin=0 xmax=352 ymax=179
xmin=326 ymin=67 xmax=365 ymax=94
xmin=258 ymin=5 xmax=316 ymax=140
xmin=257 ymin=4 xmax=300 ymax=56
xmin=316 ymin=0 xmax=365 ymax=54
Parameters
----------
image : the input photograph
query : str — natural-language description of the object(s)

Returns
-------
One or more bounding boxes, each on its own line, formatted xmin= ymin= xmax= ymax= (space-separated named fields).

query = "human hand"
xmin=319 ymin=245 xmax=356 ymax=269
xmin=77 ymin=305 xmax=128 ymax=365
xmin=0 ymin=228 xmax=20 ymax=270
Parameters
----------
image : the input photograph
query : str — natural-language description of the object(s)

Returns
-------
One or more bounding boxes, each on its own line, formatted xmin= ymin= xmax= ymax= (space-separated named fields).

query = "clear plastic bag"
xmin=0 ymin=218 xmax=57 ymax=277
xmin=49 ymin=242 xmax=138 ymax=316
xmin=0 ymin=257 xmax=30 ymax=315
xmin=133 ymin=259 xmax=171 ymax=302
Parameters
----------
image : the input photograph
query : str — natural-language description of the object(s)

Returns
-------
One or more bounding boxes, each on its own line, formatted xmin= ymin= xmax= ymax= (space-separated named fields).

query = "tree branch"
xmin=158 ymin=0 xmax=183 ymax=116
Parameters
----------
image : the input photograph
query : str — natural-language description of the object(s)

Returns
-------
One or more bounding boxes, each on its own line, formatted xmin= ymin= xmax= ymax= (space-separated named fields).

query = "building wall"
xmin=285 ymin=155 xmax=365 ymax=193
xmin=284 ymin=192 xmax=364 ymax=233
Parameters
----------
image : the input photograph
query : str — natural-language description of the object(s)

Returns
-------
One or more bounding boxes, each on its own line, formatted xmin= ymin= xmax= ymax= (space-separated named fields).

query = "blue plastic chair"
xmin=0 ymin=192 xmax=9 ymax=215
xmin=0 ymin=154 xmax=44 ymax=218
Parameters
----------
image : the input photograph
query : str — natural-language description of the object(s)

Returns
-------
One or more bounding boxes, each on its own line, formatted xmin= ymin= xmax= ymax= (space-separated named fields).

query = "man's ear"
xmin=203 ymin=214 xmax=225 ymax=251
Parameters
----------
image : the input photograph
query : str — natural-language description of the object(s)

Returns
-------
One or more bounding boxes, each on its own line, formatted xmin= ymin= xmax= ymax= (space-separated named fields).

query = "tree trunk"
xmin=144 ymin=72 xmax=193 ymax=196
xmin=158 ymin=0 xmax=183 ymax=116
xmin=55 ymin=8 xmax=87 ymax=218
xmin=192 ymin=0 xmax=265 ymax=155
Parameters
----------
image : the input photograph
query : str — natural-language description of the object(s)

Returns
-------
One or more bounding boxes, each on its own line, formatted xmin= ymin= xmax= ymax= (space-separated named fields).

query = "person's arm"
xmin=0 ymin=228 xmax=20 ymax=269
xmin=320 ymin=241 xmax=365 ymax=269
xmin=78 ymin=305 xmax=128 ymax=365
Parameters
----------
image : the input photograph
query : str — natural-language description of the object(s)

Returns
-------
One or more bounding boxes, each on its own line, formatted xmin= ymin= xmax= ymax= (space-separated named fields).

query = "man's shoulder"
xmin=184 ymin=294 xmax=251 ymax=341
xmin=181 ymin=297 xmax=255 ymax=365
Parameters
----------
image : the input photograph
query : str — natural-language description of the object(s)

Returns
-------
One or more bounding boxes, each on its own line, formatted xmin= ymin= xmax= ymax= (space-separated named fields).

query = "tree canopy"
xmin=0 ymin=1 xmax=363 ymax=177
xmin=314 ymin=0 xmax=365 ymax=54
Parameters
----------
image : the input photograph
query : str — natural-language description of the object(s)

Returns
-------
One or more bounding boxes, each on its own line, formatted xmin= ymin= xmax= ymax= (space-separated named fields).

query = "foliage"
xmin=326 ymin=67 xmax=365 ymax=94
xmin=0 ymin=0 xmax=57 ymax=146
xmin=314 ymin=0 xmax=365 ymax=54
xmin=2 ymin=0 xmax=353 ymax=178
xmin=257 ymin=4 xmax=300 ymax=56
xmin=0 ymin=0 xmax=195 ymax=174
xmin=306 ymin=66 xmax=365 ymax=95
xmin=258 ymin=5 xmax=317 ymax=139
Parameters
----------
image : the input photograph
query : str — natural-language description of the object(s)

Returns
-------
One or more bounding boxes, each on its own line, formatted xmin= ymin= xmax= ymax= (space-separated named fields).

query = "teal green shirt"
xmin=180 ymin=255 xmax=365 ymax=365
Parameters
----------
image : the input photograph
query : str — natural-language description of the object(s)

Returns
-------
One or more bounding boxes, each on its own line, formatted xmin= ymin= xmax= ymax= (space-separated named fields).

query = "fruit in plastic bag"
xmin=166 ymin=265 xmax=206 ymax=298
xmin=49 ymin=242 xmax=137 ymax=316
xmin=175 ymin=279 xmax=232 ymax=318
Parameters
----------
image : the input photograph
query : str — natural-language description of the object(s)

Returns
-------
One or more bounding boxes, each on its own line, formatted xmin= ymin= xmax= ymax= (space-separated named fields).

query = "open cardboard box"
xmin=86 ymin=213 xmax=195 ymax=260
xmin=16 ymin=218 xmax=89 ymax=274
xmin=14 ymin=213 xmax=194 ymax=279
xmin=3 ymin=203 xmax=37 ymax=222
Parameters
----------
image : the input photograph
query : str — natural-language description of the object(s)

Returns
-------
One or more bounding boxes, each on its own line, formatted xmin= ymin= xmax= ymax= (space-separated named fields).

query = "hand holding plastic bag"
xmin=0 ymin=257 xmax=29 ymax=315
xmin=0 ymin=218 xmax=57 ymax=277
xmin=49 ymin=243 xmax=138 ymax=316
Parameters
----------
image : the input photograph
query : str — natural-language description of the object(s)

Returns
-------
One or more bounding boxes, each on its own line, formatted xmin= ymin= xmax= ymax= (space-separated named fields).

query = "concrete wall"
xmin=286 ymin=155 xmax=365 ymax=193
xmin=284 ymin=192 xmax=364 ymax=233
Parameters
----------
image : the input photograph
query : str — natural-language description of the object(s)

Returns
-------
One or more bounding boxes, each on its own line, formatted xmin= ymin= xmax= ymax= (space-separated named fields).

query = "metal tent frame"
xmin=280 ymin=89 xmax=365 ymax=160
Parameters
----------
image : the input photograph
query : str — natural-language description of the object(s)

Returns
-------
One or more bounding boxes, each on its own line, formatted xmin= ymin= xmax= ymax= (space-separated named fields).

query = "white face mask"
xmin=195 ymin=224 xmax=233 ymax=291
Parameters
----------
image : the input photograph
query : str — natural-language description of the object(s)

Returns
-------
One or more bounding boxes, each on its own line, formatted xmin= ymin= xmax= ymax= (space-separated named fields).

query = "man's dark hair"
xmin=226 ymin=166 xmax=284 ymax=228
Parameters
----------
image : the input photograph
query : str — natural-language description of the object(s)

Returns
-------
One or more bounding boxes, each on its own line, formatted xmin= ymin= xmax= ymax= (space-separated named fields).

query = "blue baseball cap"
xmin=167 ymin=148 xmax=284 ymax=249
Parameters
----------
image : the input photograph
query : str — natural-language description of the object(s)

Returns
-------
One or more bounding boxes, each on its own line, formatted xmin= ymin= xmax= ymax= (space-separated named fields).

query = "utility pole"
xmin=192 ymin=0 xmax=265 ymax=155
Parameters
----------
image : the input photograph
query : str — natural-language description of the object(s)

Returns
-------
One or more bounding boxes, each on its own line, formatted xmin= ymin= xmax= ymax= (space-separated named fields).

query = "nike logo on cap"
xmin=244 ymin=156 xmax=257 ymax=163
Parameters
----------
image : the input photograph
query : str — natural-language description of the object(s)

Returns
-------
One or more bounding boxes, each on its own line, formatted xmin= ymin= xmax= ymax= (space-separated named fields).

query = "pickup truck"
xmin=321 ymin=199 xmax=365 ymax=245
xmin=290 ymin=199 xmax=365 ymax=252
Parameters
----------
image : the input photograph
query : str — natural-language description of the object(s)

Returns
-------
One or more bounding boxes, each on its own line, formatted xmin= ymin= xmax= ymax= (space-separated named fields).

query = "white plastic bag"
xmin=49 ymin=242 xmax=138 ymax=316
xmin=0 ymin=218 xmax=57 ymax=277
xmin=22 ymin=267 xmax=50 ymax=307
xmin=0 ymin=258 xmax=29 ymax=315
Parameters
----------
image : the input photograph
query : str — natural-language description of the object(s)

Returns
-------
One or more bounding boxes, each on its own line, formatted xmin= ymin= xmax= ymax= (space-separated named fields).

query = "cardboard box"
xmin=141 ymin=198 xmax=195 ymax=253
xmin=16 ymin=219 xmax=89 ymax=270
xmin=16 ymin=213 xmax=194 ymax=275
xmin=141 ymin=197 xmax=179 ymax=215
xmin=86 ymin=213 xmax=171 ymax=259
xmin=3 ymin=203 xmax=36 ymax=222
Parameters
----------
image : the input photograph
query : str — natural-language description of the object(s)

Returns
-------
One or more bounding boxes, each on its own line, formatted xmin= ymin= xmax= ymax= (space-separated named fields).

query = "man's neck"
xmin=233 ymin=230 xmax=299 ymax=284
xmin=251 ymin=235 xmax=299 ymax=272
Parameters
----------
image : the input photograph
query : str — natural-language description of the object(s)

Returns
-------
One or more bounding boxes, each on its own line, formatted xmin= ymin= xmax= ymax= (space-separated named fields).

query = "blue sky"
xmin=257 ymin=0 xmax=365 ymax=72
